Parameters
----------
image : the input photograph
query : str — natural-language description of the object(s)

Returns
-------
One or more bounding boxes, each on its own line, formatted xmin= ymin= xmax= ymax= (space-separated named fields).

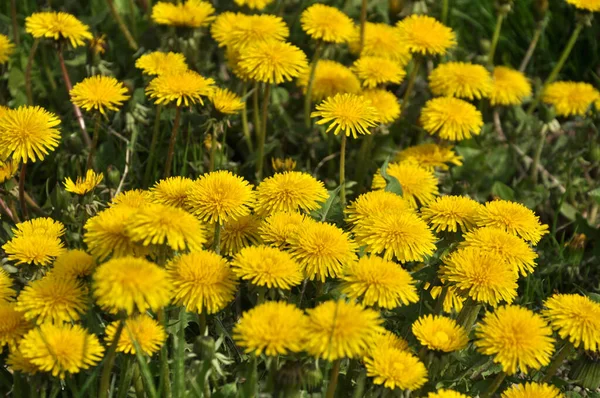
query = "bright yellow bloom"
xmin=20 ymin=323 xmax=104 ymax=379
xmin=301 ymin=4 xmax=355 ymax=43
xmin=93 ymin=257 xmax=172 ymax=315
xmin=345 ymin=190 xmax=411 ymax=229
xmin=212 ymin=214 xmax=262 ymax=255
xmin=501 ymin=382 xmax=564 ymax=398
xmin=12 ymin=217 xmax=65 ymax=238
xmin=271 ymin=157 xmax=297 ymax=172
xmin=440 ymin=247 xmax=517 ymax=307
xmin=475 ymin=305 xmax=555 ymax=375
xmin=7 ymin=348 xmax=39 ymax=375
xmin=341 ymin=256 xmax=418 ymax=309
xmin=146 ymin=70 xmax=215 ymax=106
xmin=312 ymin=93 xmax=380 ymax=138
xmin=168 ymin=251 xmax=237 ymax=314
xmin=110 ymin=189 xmax=152 ymax=210
xmin=288 ymin=220 xmax=357 ymax=281
xmin=210 ymin=88 xmax=245 ymax=115
xmin=0 ymin=269 xmax=14 ymax=302
xmin=430 ymin=62 xmax=493 ymax=100
xmin=368 ymin=331 xmax=410 ymax=356
xmin=372 ymin=161 xmax=439 ymax=207
xmin=2 ymin=234 xmax=64 ymax=266
xmin=420 ymin=195 xmax=481 ymax=233
xmin=361 ymin=89 xmax=401 ymax=124
xmin=0 ymin=159 xmax=19 ymax=183
xmin=305 ymin=300 xmax=384 ymax=360
xmin=396 ymin=15 xmax=456 ymax=56
xmin=542 ymin=81 xmax=600 ymax=117
xmin=429 ymin=284 xmax=465 ymax=313
xmin=224 ymin=14 xmax=289 ymax=50
xmin=234 ymin=301 xmax=308 ymax=356
xmin=412 ymin=314 xmax=468 ymax=352
xmin=232 ymin=245 xmax=303 ymax=289
xmin=297 ymin=60 xmax=361 ymax=101
xmin=428 ymin=390 xmax=469 ymax=398
xmin=395 ymin=143 xmax=463 ymax=171
xmin=234 ymin=0 xmax=275 ymax=10
xmin=51 ymin=249 xmax=96 ymax=278
xmin=0 ymin=106 xmax=61 ymax=163
xmin=89 ymin=34 xmax=107 ymax=55
xmin=186 ymin=170 xmax=255 ymax=225
xmin=350 ymin=22 xmax=411 ymax=65
xmin=63 ymin=169 xmax=104 ymax=195
xmin=490 ymin=66 xmax=532 ymax=106
xmin=0 ymin=34 xmax=15 ymax=64
xmin=70 ymin=75 xmax=130 ymax=115
xmin=566 ymin=0 xmax=600 ymax=12
xmin=150 ymin=176 xmax=194 ymax=209
xmin=420 ymin=97 xmax=483 ymax=141
xmin=365 ymin=347 xmax=427 ymax=390
xmin=105 ymin=315 xmax=166 ymax=356
xmin=476 ymin=200 xmax=549 ymax=244
xmin=210 ymin=12 xmax=243 ymax=47
xmin=0 ymin=302 xmax=31 ymax=348
xmin=238 ymin=40 xmax=307 ymax=84
xmin=254 ymin=171 xmax=328 ymax=215
xmin=460 ymin=227 xmax=538 ymax=276
xmin=25 ymin=12 xmax=92 ymax=47
xmin=152 ymin=0 xmax=215 ymax=28
xmin=543 ymin=293 xmax=600 ymax=352
xmin=135 ymin=51 xmax=188 ymax=76
xmin=259 ymin=211 xmax=305 ymax=247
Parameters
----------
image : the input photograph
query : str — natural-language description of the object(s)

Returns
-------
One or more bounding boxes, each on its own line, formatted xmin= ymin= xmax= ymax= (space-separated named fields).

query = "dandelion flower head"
xmin=0 ymin=302 xmax=31 ymax=348
xmin=238 ymin=40 xmax=307 ymax=84
xmin=64 ymin=169 xmax=104 ymax=195
xmin=430 ymin=62 xmax=493 ymax=100
xmin=254 ymin=171 xmax=328 ymax=215
xmin=350 ymin=22 xmax=411 ymax=65
xmin=428 ymin=391 xmax=470 ymax=398
xmin=52 ymin=249 xmax=96 ymax=279
xmin=396 ymin=15 xmax=456 ymax=56
xmin=372 ymin=161 xmax=439 ymax=207
xmin=152 ymin=0 xmax=215 ymax=28
xmin=311 ymin=93 xmax=380 ymax=138
xmin=361 ymin=89 xmax=401 ymax=124
xmin=259 ymin=211 xmax=306 ymax=247
xmin=110 ymin=189 xmax=152 ymax=210
xmin=135 ymin=51 xmax=188 ymax=76
xmin=12 ymin=217 xmax=65 ymax=238
xmin=365 ymin=347 xmax=428 ymax=390
xmin=25 ymin=11 xmax=92 ymax=47
xmin=271 ymin=157 xmax=297 ymax=172
xmin=476 ymin=200 xmax=549 ymax=244
xmin=213 ymin=215 xmax=262 ymax=255
xmin=232 ymin=245 xmax=303 ymax=289
xmin=210 ymin=88 xmax=245 ymax=115
xmin=420 ymin=195 xmax=481 ymax=233
xmin=70 ymin=76 xmax=130 ymax=115
xmin=565 ymin=0 xmax=600 ymax=12
xmin=0 ymin=34 xmax=15 ymax=64
xmin=300 ymin=4 xmax=355 ymax=43
xmin=542 ymin=81 xmax=600 ymax=117
xmin=224 ymin=14 xmax=289 ymax=50
xmin=345 ymin=190 xmax=411 ymax=229
xmin=0 ymin=269 xmax=14 ymax=302
xmin=421 ymin=97 xmax=483 ymax=141
xmin=491 ymin=66 xmax=532 ymax=106
xmin=105 ymin=315 xmax=166 ymax=356
xmin=412 ymin=314 xmax=469 ymax=352
xmin=501 ymin=382 xmax=564 ymax=398
xmin=2 ymin=234 xmax=64 ymax=267
xmin=0 ymin=159 xmax=19 ymax=183
xmin=297 ymin=60 xmax=361 ymax=101
xmin=146 ymin=70 xmax=215 ymax=106
xmin=396 ymin=143 xmax=463 ymax=171
xmin=150 ymin=176 xmax=194 ymax=209
xmin=7 ymin=348 xmax=39 ymax=375
xmin=234 ymin=0 xmax=275 ymax=10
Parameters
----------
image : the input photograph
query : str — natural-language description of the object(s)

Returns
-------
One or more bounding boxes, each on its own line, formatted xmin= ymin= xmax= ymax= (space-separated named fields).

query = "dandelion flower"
xmin=210 ymin=12 xmax=243 ymax=47
xmin=12 ymin=217 xmax=65 ymax=238
xmin=372 ymin=161 xmax=439 ymax=207
xmin=234 ymin=0 xmax=275 ymax=10
xmin=186 ymin=170 xmax=255 ymax=225
xmin=430 ymin=62 xmax=493 ymax=100
xmin=150 ymin=176 xmax=194 ymax=209
xmin=476 ymin=200 xmax=549 ymax=244
xmin=420 ymin=97 xmax=483 ymax=141
xmin=428 ymin=390 xmax=469 ymax=398
xmin=259 ymin=211 xmax=305 ymax=247
xmin=491 ymin=66 xmax=532 ymax=106
xmin=135 ymin=51 xmax=188 ymax=76
xmin=0 ymin=302 xmax=30 ymax=348
xmin=420 ymin=195 xmax=481 ymax=233
xmin=152 ymin=0 xmax=215 ymax=28
xmin=396 ymin=143 xmax=463 ymax=171
xmin=271 ymin=157 xmax=297 ymax=172
xmin=25 ymin=12 xmax=92 ymax=47
xmin=0 ymin=106 xmax=61 ymax=163
xmin=63 ymin=169 xmax=104 ymax=195
xmin=501 ymin=382 xmax=564 ymax=398
xmin=0 ymin=269 xmax=14 ymax=302
xmin=460 ymin=227 xmax=538 ymax=276
xmin=254 ymin=171 xmax=328 ymax=215
xmin=345 ymin=190 xmax=411 ymax=229
xmin=566 ymin=0 xmax=600 ymax=12
xmin=440 ymin=247 xmax=517 ymax=307
xmin=52 ymin=249 xmax=96 ymax=279
xmin=0 ymin=34 xmax=14 ymax=64
xmin=210 ymin=88 xmax=245 ymax=115
xmin=430 ymin=284 xmax=465 ymax=313
xmin=214 ymin=215 xmax=262 ymax=255
xmin=7 ymin=348 xmax=39 ymax=375
xmin=396 ymin=15 xmax=456 ymax=56
xmin=542 ymin=81 xmax=600 ymax=117
xmin=300 ymin=4 xmax=354 ymax=43
xmin=70 ymin=76 xmax=130 ymax=115
xmin=20 ymin=323 xmax=104 ymax=378
xmin=311 ymin=93 xmax=380 ymax=138
xmin=361 ymin=89 xmax=401 ymax=124
xmin=3 ymin=234 xmax=64 ymax=266
xmin=110 ymin=189 xmax=152 ymax=210
xmin=305 ymin=300 xmax=383 ymax=360
xmin=365 ymin=348 xmax=427 ymax=390
xmin=0 ymin=159 xmax=19 ymax=183
xmin=341 ymin=256 xmax=418 ymax=309
xmin=146 ymin=70 xmax=215 ymax=107
xmin=350 ymin=22 xmax=411 ymax=65
xmin=475 ymin=305 xmax=555 ymax=375
xmin=369 ymin=331 xmax=410 ymax=355
xmin=412 ymin=315 xmax=469 ymax=352
xmin=543 ymin=293 xmax=600 ymax=352
xmin=225 ymin=14 xmax=289 ymax=50
xmin=288 ymin=221 xmax=357 ymax=281
xmin=232 ymin=245 xmax=303 ymax=289
xmin=168 ymin=251 xmax=237 ymax=314
xmin=297 ymin=60 xmax=361 ymax=101
xmin=93 ymin=256 xmax=171 ymax=315
xmin=105 ymin=315 xmax=166 ymax=356
xmin=238 ymin=40 xmax=307 ymax=84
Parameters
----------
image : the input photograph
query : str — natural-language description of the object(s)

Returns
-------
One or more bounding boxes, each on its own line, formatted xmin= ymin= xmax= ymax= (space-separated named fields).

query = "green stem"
xmin=455 ymin=297 xmax=481 ymax=334
xmin=116 ymin=356 xmax=135 ymax=398
xmin=198 ymin=312 xmax=207 ymax=336
xmin=253 ymin=83 xmax=261 ymax=138
xmin=209 ymin=124 xmax=218 ymax=172
xmin=355 ymin=134 xmax=374 ymax=194
xmin=10 ymin=0 xmax=20 ymax=46
xmin=18 ymin=163 xmax=28 ymax=220
xmin=325 ymin=359 xmax=342 ymax=398
xmin=304 ymin=41 xmax=323 ymax=128
xmin=441 ymin=0 xmax=449 ymax=24
xmin=106 ymin=0 xmax=139 ymax=51
xmin=87 ymin=115 xmax=101 ymax=170
xmin=213 ymin=223 xmax=221 ymax=255
xmin=488 ymin=12 xmax=505 ymax=66
xmin=144 ymin=105 xmax=163 ymax=187
xmin=164 ymin=106 xmax=182 ymax=178
xmin=132 ymin=364 xmax=145 ymax=398
xmin=25 ymin=39 xmax=40 ymax=105
xmin=530 ymin=124 xmax=548 ymax=184
xmin=519 ymin=21 xmax=545 ymax=72
xmin=402 ymin=57 xmax=421 ymax=109
xmin=174 ymin=307 xmax=187 ymax=398
xmin=99 ymin=319 xmax=125 ymax=398
xmin=481 ymin=371 xmax=506 ymax=398
xmin=340 ymin=134 xmax=347 ymax=206
xmin=266 ymin=356 xmax=278 ymax=393
xmin=241 ymin=82 xmax=253 ymax=152
xmin=256 ymin=84 xmax=272 ymax=181
xmin=359 ymin=0 xmax=368 ymax=51
xmin=158 ymin=309 xmax=172 ymax=398
xmin=542 ymin=341 xmax=573 ymax=382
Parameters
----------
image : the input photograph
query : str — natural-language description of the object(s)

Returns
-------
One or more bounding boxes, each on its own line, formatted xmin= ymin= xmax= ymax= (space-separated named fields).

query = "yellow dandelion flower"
xmin=70 ymin=76 xmax=130 ymax=115
xmin=152 ymin=0 xmax=215 ymax=28
xmin=288 ymin=220 xmax=357 ymax=282
xmin=2 ymin=234 xmax=64 ymax=266
xmin=12 ymin=217 xmax=65 ymax=238
xmin=89 ymin=34 xmax=107 ymax=56
xmin=234 ymin=0 xmax=275 ymax=10
xmin=232 ymin=245 xmax=303 ymax=289
xmin=211 ymin=215 xmax=262 ymax=255
xmin=0 ymin=302 xmax=31 ymax=348
xmin=105 ymin=315 xmax=166 ymax=356
xmin=7 ymin=348 xmax=39 ymax=375
xmin=168 ymin=250 xmax=237 ymax=314
xmin=412 ymin=314 xmax=469 ymax=352
xmin=396 ymin=15 xmax=456 ymax=56
xmin=20 ymin=323 xmax=104 ymax=379
xmin=150 ymin=176 xmax=194 ymax=209
xmin=52 ymin=249 xmax=96 ymax=278
xmin=300 ymin=4 xmax=355 ymax=43
xmin=430 ymin=62 xmax=493 ymax=100
xmin=225 ymin=46 xmax=250 ymax=81
xmin=345 ymin=190 xmax=411 ymax=229
xmin=543 ymin=294 xmax=600 ymax=352
xmin=0 ymin=34 xmax=15 ymax=64
xmin=146 ymin=70 xmax=215 ymax=106
xmin=542 ymin=81 xmax=600 ymax=117
xmin=297 ymin=60 xmax=361 ymax=101
xmin=566 ymin=0 xmax=600 ymax=12
xmin=420 ymin=195 xmax=481 ymax=233
xmin=311 ymin=93 xmax=380 ymax=138
xmin=353 ymin=56 xmax=406 ymax=89
xmin=428 ymin=390 xmax=470 ymax=398
xmin=93 ymin=256 xmax=171 ymax=315
xmin=0 ymin=158 xmax=19 ymax=183
xmin=25 ymin=12 xmax=92 ymax=47
xmin=271 ymin=157 xmax=297 ymax=172
xmin=501 ymin=382 xmax=564 ymax=398
xmin=210 ymin=12 xmax=243 ymax=47
xmin=475 ymin=305 xmax=555 ymax=375
xmin=110 ymin=189 xmax=152 ymax=210
xmin=476 ymin=200 xmax=549 ymax=244
xmin=361 ymin=89 xmax=401 ymax=124
xmin=440 ymin=247 xmax=517 ymax=307
xmin=135 ymin=51 xmax=188 ymax=76
xmin=186 ymin=170 xmax=255 ymax=225
xmin=491 ymin=66 xmax=532 ymax=106
xmin=350 ymin=22 xmax=411 ymax=65
xmin=63 ymin=169 xmax=104 ymax=195
xmin=234 ymin=301 xmax=308 ymax=356
xmin=460 ymin=227 xmax=538 ymax=276
xmin=368 ymin=331 xmax=410 ymax=356
xmin=420 ymin=97 xmax=483 ymax=141
xmin=0 ymin=269 xmax=15 ymax=302
xmin=365 ymin=347 xmax=428 ymax=390
xmin=226 ymin=14 xmax=289 ymax=50
xmin=0 ymin=106 xmax=61 ymax=163
xmin=341 ymin=256 xmax=418 ymax=309
xmin=372 ymin=161 xmax=439 ymax=207
xmin=210 ymin=88 xmax=245 ymax=115
xmin=354 ymin=210 xmax=436 ymax=262
xmin=259 ymin=211 xmax=305 ymax=247
xmin=238 ymin=40 xmax=307 ymax=84
xmin=430 ymin=284 xmax=465 ymax=313
xmin=305 ymin=300 xmax=384 ymax=360
xmin=396 ymin=143 xmax=463 ymax=171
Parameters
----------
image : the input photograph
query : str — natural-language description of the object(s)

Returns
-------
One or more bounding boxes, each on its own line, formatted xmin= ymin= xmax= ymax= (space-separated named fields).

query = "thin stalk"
xmin=441 ymin=0 xmax=449 ymax=24
xmin=18 ymin=163 xmax=28 ymax=220
xmin=325 ymin=359 xmax=342 ymax=398
xmin=304 ymin=41 xmax=323 ymax=128
xmin=58 ymin=47 xmax=91 ymax=146
xmin=198 ymin=312 xmax=207 ymax=336
xmin=488 ymin=13 xmax=505 ymax=66
xmin=144 ymin=105 xmax=163 ymax=187
xmin=99 ymin=319 xmax=125 ymax=398
xmin=132 ymin=364 xmax=145 ymax=398
xmin=253 ymin=83 xmax=261 ymax=137
xmin=481 ymin=371 xmax=506 ymax=398
xmin=402 ymin=58 xmax=421 ymax=109
xmin=213 ymin=223 xmax=222 ymax=255
xmin=241 ymin=83 xmax=253 ymax=151
xmin=209 ymin=124 xmax=218 ymax=172
xmin=40 ymin=46 xmax=57 ymax=91
xmin=25 ymin=39 xmax=40 ymax=105
xmin=129 ymin=326 xmax=159 ymax=398
xmin=519 ymin=21 xmax=545 ymax=72
xmin=164 ymin=106 xmax=182 ymax=178
xmin=174 ymin=308 xmax=187 ymax=398
xmin=266 ymin=356 xmax=278 ymax=393
xmin=158 ymin=309 xmax=172 ymax=398
xmin=339 ymin=134 xmax=348 ymax=206
xmin=456 ymin=297 xmax=481 ymax=334
xmin=530 ymin=124 xmax=548 ymax=184
xmin=355 ymin=134 xmax=374 ymax=194
xmin=106 ymin=0 xmax=139 ymax=51
xmin=256 ymin=84 xmax=272 ymax=181
xmin=87 ymin=115 xmax=101 ymax=170
xmin=116 ymin=356 xmax=135 ymax=398
xmin=359 ymin=0 xmax=368 ymax=51
xmin=542 ymin=342 xmax=573 ymax=382
xmin=127 ymin=0 xmax=138 ymax=38
xmin=10 ymin=0 xmax=20 ymax=45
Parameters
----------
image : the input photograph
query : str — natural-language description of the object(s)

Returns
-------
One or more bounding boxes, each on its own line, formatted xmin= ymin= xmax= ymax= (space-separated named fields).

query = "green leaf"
xmin=491 ymin=181 xmax=515 ymax=201
xmin=560 ymin=203 xmax=578 ymax=221
xmin=380 ymin=158 xmax=403 ymax=196
xmin=313 ymin=186 xmax=342 ymax=222
xmin=589 ymin=187 xmax=600 ymax=205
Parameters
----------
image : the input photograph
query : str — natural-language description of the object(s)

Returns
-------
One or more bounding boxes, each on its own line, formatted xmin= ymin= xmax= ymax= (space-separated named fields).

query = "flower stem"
xmin=25 ymin=39 xmax=40 ymax=105
xmin=441 ymin=0 xmax=449 ymax=24
xmin=209 ymin=124 xmax=218 ymax=172
xmin=174 ymin=307 xmax=187 ymax=398
xmin=253 ymin=83 xmax=261 ymax=138
xmin=116 ymin=356 xmax=135 ymax=398
xmin=530 ymin=124 xmax=548 ymax=184
xmin=304 ymin=41 xmax=323 ymax=128
xmin=359 ymin=0 xmax=368 ymax=51
xmin=87 ymin=115 xmax=101 ymax=170
xmin=256 ymin=84 xmax=272 ymax=181
xmin=266 ymin=356 xmax=279 ymax=393
xmin=106 ymin=0 xmax=139 ymax=51
xmin=10 ymin=0 xmax=20 ymax=46
xmin=354 ymin=134 xmax=374 ymax=194
xmin=340 ymin=134 xmax=348 ymax=206
xmin=144 ymin=105 xmax=163 ymax=187
xmin=158 ymin=309 xmax=172 ymax=398
xmin=213 ymin=223 xmax=222 ymax=255
xmin=241 ymin=82 xmax=253 ymax=152
xmin=481 ymin=371 xmax=506 ymax=398
xmin=402 ymin=57 xmax=421 ymax=109
xmin=198 ymin=312 xmax=207 ymax=336
xmin=132 ymin=363 xmax=145 ymax=398
xmin=325 ymin=359 xmax=342 ymax=398
xmin=519 ymin=20 xmax=545 ymax=72
xmin=488 ymin=12 xmax=505 ymax=67
xmin=456 ymin=297 xmax=481 ymax=334
xmin=18 ymin=163 xmax=28 ymax=220
xmin=99 ymin=319 xmax=125 ymax=398
xmin=164 ymin=106 xmax=182 ymax=179
xmin=543 ymin=341 xmax=573 ymax=382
